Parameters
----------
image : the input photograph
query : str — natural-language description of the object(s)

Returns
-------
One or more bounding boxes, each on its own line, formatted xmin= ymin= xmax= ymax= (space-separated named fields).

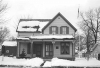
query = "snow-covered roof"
xmin=30 ymin=34 xmax=74 ymax=39
xmin=16 ymin=37 xmax=29 ymax=40
xmin=2 ymin=41 xmax=17 ymax=46
xmin=17 ymin=19 xmax=50 ymax=32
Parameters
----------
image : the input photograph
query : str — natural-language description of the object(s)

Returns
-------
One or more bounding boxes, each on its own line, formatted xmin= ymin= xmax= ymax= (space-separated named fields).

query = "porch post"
xmin=72 ymin=41 xmax=75 ymax=60
xmin=52 ymin=39 xmax=55 ymax=57
xmin=43 ymin=42 xmax=45 ymax=58
xmin=17 ymin=41 xmax=19 ymax=57
xmin=31 ymin=41 xmax=33 ymax=58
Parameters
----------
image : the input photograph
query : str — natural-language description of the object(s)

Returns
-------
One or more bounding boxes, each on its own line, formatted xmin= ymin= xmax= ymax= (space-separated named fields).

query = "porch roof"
xmin=30 ymin=34 xmax=74 ymax=39
xmin=16 ymin=37 xmax=29 ymax=40
xmin=2 ymin=41 xmax=17 ymax=46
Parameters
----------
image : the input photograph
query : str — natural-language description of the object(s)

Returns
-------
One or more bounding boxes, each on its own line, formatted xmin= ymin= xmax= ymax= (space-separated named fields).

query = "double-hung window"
xmin=60 ymin=26 xmax=69 ymax=34
xmin=62 ymin=27 xmax=67 ymax=34
xmin=52 ymin=27 xmax=56 ymax=34
xmin=49 ymin=26 xmax=58 ymax=34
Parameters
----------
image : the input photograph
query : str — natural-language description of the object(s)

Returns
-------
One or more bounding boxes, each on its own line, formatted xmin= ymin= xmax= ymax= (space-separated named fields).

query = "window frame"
xmin=62 ymin=27 xmax=67 ymax=34
xmin=60 ymin=26 xmax=69 ymax=34
xmin=60 ymin=42 xmax=70 ymax=55
xmin=52 ymin=26 xmax=56 ymax=34
xmin=50 ymin=26 xmax=58 ymax=34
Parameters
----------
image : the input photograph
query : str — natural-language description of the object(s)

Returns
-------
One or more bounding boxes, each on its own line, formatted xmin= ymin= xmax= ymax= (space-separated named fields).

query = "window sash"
xmin=52 ymin=27 xmax=56 ymax=34
xmin=62 ymin=27 xmax=66 ymax=34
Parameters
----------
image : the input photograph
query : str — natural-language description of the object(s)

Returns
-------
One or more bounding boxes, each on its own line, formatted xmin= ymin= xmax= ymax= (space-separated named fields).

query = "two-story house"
xmin=16 ymin=13 xmax=77 ymax=60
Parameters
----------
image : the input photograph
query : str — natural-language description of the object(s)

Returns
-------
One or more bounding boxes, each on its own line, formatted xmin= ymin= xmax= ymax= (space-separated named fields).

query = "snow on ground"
xmin=1 ymin=56 xmax=100 ymax=67
xmin=43 ymin=58 xmax=100 ymax=67
xmin=22 ymin=57 xmax=43 ymax=67
xmin=0 ymin=56 xmax=43 ymax=67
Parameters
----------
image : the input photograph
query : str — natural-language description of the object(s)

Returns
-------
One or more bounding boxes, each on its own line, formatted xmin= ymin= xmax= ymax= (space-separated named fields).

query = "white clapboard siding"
xmin=44 ymin=16 xmax=75 ymax=35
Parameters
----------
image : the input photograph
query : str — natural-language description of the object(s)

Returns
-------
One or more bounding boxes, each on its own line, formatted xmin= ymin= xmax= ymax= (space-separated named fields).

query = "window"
xmin=62 ymin=27 xmax=66 ymax=34
xmin=52 ymin=27 xmax=56 ymax=34
xmin=45 ymin=42 xmax=53 ymax=57
xmin=60 ymin=42 xmax=70 ymax=55
xmin=60 ymin=26 xmax=69 ymax=34
xmin=49 ymin=26 xmax=58 ymax=34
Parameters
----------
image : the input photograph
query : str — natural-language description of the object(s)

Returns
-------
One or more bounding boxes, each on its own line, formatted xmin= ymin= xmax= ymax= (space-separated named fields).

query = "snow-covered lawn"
xmin=0 ymin=56 xmax=100 ymax=67
xmin=43 ymin=58 xmax=100 ymax=67
xmin=0 ymin=56 xmax=43 ymax=67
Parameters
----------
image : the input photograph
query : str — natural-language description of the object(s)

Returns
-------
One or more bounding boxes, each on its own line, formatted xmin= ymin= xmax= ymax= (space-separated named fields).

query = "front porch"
xmin=17 ymin=34 xmax=75 ymax=60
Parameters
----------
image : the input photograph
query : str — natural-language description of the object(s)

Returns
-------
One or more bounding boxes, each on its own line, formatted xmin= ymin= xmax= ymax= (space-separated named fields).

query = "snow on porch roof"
xmin=30 ymin=34 xmax=74 ymax=39
xmin=17 ymin=19 xmax=51 ymax=32
xmin=2 ymin=41 xmax=17 ymax=46
xmin=16 ymin=37 xmax=30 ymax=40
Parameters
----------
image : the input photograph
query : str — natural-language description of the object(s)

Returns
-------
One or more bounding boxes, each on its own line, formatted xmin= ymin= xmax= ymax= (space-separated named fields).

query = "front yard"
xmin=0 ymin=56 xmax=100 ymax=68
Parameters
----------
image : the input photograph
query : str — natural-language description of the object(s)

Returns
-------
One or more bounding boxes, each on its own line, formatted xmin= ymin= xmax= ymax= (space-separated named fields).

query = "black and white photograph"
xmin=0 ymin=0 xmax=100 ymax=68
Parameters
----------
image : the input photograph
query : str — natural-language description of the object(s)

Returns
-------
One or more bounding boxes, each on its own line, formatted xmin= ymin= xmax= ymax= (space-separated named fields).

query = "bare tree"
xmin=79 ymin=7 xmax=100 ymax=59
xmin=0 ymin=0 xmax=7 ymax=23
xmin=0 ymin=27 xmax=9 ymax=43
xmin=0 ymin=0 xmax=9 ymax=42
xmin=75 ymin=32 xmax=85 ymax=52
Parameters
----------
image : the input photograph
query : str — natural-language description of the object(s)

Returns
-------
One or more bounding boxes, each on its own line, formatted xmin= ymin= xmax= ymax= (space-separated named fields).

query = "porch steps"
xmin=43 ymin=59 xmax=51 ymax=62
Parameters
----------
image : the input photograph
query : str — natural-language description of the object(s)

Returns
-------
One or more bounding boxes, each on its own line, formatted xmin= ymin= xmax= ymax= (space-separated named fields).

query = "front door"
xmin=33 ymin=43 xmax=42 ymax=57
xmin=45 ymin=42 xmax=53 ymax=58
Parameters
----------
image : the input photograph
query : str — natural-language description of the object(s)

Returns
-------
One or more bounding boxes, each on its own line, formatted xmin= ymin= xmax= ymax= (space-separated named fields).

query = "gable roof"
xmin=42 ymin=12 xmax=77 ymax=32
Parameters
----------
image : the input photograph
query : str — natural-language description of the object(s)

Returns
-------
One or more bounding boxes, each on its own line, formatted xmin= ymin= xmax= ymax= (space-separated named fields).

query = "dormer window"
xmin=49 ymin=26 xmax=58 ymax=34
xmin=60 ymin=26 xmax=69 ymax=34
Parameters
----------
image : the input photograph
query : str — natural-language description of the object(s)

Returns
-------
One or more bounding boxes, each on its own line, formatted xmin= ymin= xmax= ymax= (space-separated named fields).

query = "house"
xmin=16 ymin=13 xmax=77 ymax=60
xmin=2 ymin=41 xmax=17 ymax=56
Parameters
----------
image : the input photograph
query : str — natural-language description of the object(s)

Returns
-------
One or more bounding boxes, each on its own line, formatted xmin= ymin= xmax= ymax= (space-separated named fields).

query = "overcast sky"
xmin=2 ymin=0 xmax=100 ymax=36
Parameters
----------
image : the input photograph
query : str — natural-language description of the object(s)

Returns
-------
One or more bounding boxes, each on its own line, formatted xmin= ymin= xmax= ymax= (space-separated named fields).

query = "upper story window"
xmin=52 ymin=27 xmax=56 ymax=34
xmin=49 ymin=26 xmax=58 ymax=34
xmin=60 ymin=26 xmax=69 ymax=34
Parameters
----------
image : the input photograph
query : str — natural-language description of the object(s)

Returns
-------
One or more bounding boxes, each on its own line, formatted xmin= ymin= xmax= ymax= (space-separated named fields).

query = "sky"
xmin=2 ymin=0 xmax=100 ymax=37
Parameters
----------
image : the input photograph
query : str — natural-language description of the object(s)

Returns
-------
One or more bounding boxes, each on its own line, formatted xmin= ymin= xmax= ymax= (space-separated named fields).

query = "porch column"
xmin=52 ymin=39 xmax=55 ymax=57
xmin=31 ymin=41 xmax=33 ymax=58
xmin=72 ymin=41 xmax=75 ymax=60
xmin=43 ymin=42 xmax=45 ymax=57
xmin=17 ymin=42 xmax=19 ymax=57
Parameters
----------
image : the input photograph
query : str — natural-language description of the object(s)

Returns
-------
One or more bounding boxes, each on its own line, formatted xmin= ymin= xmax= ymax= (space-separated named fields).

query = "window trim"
xmin=60 ymin=26 xmax=69 ymax=34
xmin=60 ymin=42 xmax=70 ymax=55
xmin=49 ymin=26 xmax=58 ymax=34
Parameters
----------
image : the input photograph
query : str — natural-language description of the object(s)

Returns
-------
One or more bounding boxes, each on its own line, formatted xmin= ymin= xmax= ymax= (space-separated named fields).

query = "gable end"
xmin=42 ymin=12 xmax=77 ymax=33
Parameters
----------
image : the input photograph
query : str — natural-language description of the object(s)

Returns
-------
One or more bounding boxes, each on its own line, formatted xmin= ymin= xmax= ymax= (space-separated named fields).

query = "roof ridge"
xmin=19 ymin=19 xmax=52 ymax=22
